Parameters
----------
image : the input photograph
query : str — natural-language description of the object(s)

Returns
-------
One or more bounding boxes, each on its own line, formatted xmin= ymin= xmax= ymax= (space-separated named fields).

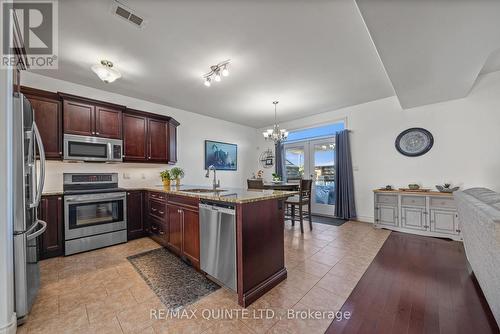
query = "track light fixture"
xmin=203 ymin=60 xmax=230 ymax=87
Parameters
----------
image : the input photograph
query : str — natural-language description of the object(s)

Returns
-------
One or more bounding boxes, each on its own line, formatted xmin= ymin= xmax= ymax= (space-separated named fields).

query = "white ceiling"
xmin=30 ymin=0 xmax=500 ymax=127
xmin=356 ymin=0 xmax=500 ymax=109
xmin=31 ymin=0 xmax=394 ymax=127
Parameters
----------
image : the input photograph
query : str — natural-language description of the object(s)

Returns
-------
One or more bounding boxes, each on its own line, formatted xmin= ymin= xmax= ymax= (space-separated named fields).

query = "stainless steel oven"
xmin=63 ymin=173 xmax=127 ymax=255
xmin=64 ymin=134 xmax=122 ymax=162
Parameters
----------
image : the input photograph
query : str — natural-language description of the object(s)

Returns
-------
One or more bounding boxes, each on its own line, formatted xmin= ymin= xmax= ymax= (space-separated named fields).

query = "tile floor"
xmin=18 ymin=221 xmax=390 ymax=334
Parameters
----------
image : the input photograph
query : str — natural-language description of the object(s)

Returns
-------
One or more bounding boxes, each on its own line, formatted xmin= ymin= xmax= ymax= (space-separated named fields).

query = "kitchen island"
xmin=137 ymin=185 xmax=297 ymax=307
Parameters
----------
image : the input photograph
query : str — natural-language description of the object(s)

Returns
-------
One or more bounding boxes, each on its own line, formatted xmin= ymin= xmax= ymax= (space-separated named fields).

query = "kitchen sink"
xmin=181 ymin=188 xmax=226 ymax=193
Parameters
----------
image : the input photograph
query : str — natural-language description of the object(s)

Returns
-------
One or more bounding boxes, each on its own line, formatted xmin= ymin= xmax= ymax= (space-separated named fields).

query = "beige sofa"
xmin=454 ymin=188 xmax=500 ymax=326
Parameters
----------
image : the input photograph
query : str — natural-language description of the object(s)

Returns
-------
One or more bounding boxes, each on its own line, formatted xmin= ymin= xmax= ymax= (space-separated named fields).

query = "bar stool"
xmin=285 ymin=179 xmax=312 ymax=233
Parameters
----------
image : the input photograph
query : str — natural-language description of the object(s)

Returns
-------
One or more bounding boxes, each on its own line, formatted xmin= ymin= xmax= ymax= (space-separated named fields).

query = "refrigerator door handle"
xmin=30 ymin=122 xmax=45 ymax=208
xmin=27 ymin=220 xmax=47 ymax=241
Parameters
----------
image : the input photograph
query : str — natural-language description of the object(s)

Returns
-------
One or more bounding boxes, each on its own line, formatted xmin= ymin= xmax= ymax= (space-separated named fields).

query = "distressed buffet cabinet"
xmin=373 ymin=190 xmax=462 ymax=241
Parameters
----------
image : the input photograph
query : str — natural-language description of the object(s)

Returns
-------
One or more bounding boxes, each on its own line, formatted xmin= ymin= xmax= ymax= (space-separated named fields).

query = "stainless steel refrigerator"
xmin=13 ymin=93 xmax=47 ymax=323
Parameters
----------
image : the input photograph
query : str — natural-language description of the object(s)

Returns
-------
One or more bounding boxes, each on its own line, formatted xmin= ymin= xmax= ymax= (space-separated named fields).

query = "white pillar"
xmin=0 ymin=67 xmax=17 ymax=333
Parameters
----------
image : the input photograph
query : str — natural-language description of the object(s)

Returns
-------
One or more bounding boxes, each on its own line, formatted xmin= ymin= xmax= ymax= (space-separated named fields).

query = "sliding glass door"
xmin=284 ymin=137 xmax=336 ymax=216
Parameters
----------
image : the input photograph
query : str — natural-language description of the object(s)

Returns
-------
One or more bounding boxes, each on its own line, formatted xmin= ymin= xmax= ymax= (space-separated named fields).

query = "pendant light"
xmin=263 ymin=101 xmax=288 ymax=143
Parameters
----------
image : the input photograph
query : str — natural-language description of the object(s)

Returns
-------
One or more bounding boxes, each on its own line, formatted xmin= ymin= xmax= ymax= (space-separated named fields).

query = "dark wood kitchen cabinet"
xmin=148 ymin=118 xmax=168 ymax=162
xmin=146 ymin=192 xmax=168 ymax=246
xmin=21 ymin=87 xmax=63 ymax=159
xmin=167 ymin=195 xmax=200 ymax=268
xmin=39 ymin=195 xmax=64 ymax=259
xmin=122 ymin=113 xmax=147 ymax=161
xmin=127 ymin=190 xmax=145 ymax=240
xmin=168 ymin=119 xmax=179 ymax=164
xmin=60 ymin=93 xmax=124 ymax=139
xmin=123 ymin=109 xmax=178 ymax=164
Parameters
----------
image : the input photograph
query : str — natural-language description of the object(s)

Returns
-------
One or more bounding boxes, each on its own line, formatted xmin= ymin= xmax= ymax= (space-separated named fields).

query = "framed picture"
xmin=204 ymin=140 xmax=237 ymax=171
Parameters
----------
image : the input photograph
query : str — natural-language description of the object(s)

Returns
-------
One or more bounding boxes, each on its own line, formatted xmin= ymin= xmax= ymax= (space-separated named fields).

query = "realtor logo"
xmin=1 ymin=0 xmax=58 ymax=69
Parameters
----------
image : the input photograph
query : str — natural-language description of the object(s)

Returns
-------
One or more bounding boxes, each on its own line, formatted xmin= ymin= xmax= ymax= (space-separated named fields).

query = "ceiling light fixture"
xmin=263 ymin=101 xmax=288 ymax=143
xmin=91 ymin=60 xmax=122 ymax=83
xmin=203 ymin=59 xmax=230 ymax=87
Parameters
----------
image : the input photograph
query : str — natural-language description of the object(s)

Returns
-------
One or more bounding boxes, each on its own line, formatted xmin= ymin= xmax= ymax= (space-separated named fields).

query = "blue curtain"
xmin=275 ymin=142 xmax=285 ymax=180
xmin=334 ymin=130 xmax=357 ymax=219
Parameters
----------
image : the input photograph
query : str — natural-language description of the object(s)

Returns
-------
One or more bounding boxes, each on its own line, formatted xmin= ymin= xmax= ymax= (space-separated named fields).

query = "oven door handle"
xmin=65 ymin=196 xmax=126 ymax=204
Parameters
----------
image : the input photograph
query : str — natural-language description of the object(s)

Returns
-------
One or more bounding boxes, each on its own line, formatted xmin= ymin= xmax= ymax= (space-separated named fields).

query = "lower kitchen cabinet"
xmin=166 ymin=196 xmax=200 ymax=269
xmin=39 ymin=195 xmax=64 ymax=259
xmin=167 ymin=204 xmax=182 ymax=255
xmin=181 ymin=207 xmax=200 ymax=268
xmin=127 ymin=190 xmax=145 ymax=240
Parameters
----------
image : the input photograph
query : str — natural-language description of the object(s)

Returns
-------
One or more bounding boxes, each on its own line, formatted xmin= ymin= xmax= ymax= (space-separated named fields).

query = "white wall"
xmin=258 ymin=71 xmax=500 ymax=222
xmin=0 ymin=68 xmax=17 ymax=333
xmin=22 ymin=72 xmax=260 ymax=192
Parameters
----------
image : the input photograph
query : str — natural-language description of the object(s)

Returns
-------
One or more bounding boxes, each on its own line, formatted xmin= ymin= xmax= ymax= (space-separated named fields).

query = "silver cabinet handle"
xmin=96 ymin=132 xmax=100 ymax=135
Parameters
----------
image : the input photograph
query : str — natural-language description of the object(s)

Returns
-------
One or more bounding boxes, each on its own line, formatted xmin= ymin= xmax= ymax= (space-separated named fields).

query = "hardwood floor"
xmin=326 ymin=232 xmax=500 ymax=334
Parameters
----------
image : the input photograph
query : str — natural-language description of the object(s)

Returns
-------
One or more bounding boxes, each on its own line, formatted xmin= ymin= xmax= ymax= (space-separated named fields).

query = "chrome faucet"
xmin=205 ymin=165 xmax=220 ymax=191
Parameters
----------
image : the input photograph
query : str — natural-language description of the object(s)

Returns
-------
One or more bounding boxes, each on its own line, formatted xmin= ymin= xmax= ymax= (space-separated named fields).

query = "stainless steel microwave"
xmin=63 ymin=134 xmax=123 ymax=162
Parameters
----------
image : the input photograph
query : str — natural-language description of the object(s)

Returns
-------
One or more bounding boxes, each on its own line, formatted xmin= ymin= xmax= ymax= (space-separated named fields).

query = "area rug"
xmin=127 ymin=248 xmax=219 ymax=310
xmin=311 ymin=215 xmax=347 ymax=226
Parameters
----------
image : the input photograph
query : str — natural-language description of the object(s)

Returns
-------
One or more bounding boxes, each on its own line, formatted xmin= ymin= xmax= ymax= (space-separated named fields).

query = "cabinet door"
xmin=430 ymin=209 xmax=459 ymax=235
xmin=148 ymin=118 xmax=168 ymax=162
xmin=63 ymin=100 xmax=95 ymax=136
xmin=375 ymin=205 xmax=398 ymax=227
xmin=127 ymin=191 xmax=144 ymax=240
xmin=39 ymin=196 xmax=64 ymax=259
xmin=95 ymin=106 xmax=122 ymax=139
xmin=27 ymin=95 xmax=62 ymax=159
xmin=401 ymin=206 xmax=427 ymax=231
xmin=167 ymin=121 xmax=177 ymax=164
xmin=182 ymin=208 xmax=200 ymax=268
xmin=167 ymin=204 xmax=182 ymax=255
xmin=123 ymin=113 xmax=148 ymax=161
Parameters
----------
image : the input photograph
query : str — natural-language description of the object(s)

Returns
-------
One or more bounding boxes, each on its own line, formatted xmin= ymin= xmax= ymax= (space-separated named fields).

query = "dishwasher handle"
xmin=199 ymin=203 xmax=235 ymax=215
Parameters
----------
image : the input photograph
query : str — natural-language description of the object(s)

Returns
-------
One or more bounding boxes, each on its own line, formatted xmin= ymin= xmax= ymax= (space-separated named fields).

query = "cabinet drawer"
xmin=149 ymin=200 xmax=166 ymax=220
xmin=149 ymin=191 xmax=166 ymax=202
xmin=168 ymin=195 xmax=199 ymax=209
xmin=375 ymin=194 xmax=397 ymax=206
xmin=429 ymin=196 xmax=455 ymax=209
xmin=401 ymin=195 xmax=426 ymax=207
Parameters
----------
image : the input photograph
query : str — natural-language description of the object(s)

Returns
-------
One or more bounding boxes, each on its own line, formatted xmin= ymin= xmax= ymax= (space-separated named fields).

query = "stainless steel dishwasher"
xmin=199 ymin=201 xmax=237 ymax=291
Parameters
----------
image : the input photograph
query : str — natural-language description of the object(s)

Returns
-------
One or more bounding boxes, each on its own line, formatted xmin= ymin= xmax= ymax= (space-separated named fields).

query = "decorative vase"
xmin=176 ymin=178 xmax=181 ymax=187
xmin=162 ymin=179 xmax=171 ymax=187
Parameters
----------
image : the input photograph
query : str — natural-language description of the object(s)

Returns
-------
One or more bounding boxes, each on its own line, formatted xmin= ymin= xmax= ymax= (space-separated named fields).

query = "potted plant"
xmin=160 ymin=169 xmax=171 ymax=187
xmin=170 ymin=167 xmax=185 ymax=187
xmin=272 ymin=173 xmax=281 ymax=183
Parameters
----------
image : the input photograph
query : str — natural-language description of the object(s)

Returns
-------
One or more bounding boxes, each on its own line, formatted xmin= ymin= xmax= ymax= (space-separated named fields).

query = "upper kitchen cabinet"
xmin=59 ymin=93 xmax=124 ymax=139
xmin=168 ymin=118 xmax=179 ymax=164
xmin=148 ymin=118 xmax=168 ymax=162
xmin=123 ymin=113 xmax=148 ymax=161
xmin=123 ymin=109 xmax=179 ymax=163
xmin=21 ymin=86 xmax=63 ymax=159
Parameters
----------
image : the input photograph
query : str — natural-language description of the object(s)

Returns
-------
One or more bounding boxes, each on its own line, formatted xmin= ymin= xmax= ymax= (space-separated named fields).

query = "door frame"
xmin=283 ymin=136 xmax=336 ymax=216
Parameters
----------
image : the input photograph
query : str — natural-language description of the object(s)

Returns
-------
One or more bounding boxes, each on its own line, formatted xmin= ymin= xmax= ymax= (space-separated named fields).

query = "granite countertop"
xmin=43 ymin=185 xmax=298 ymax=204
xmin=137 ymin=185 xmax=298 ymax=204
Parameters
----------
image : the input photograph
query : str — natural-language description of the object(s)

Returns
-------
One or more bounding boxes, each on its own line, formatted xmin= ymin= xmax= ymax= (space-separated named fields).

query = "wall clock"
xmin=259 ymin=149 xmax=274 ymax=169
xmin=395 ymin=128 xmax=434 ymax=157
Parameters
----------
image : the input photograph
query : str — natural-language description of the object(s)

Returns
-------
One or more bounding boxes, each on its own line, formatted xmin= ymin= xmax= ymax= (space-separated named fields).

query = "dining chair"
xmin=285 ymin=179 xmax=313 ymax=233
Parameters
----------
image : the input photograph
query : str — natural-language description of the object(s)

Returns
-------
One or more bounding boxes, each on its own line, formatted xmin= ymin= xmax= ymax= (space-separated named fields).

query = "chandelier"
xmin=203 ymin=60 xmax=230 ymax=87
xmin=263 ymin=101 xmax=288 ymax=143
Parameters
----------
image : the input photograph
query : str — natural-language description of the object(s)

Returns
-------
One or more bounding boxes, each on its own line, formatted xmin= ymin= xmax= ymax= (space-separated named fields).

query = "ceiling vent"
xmin=110 ymin=0 xmax=146 ymax=28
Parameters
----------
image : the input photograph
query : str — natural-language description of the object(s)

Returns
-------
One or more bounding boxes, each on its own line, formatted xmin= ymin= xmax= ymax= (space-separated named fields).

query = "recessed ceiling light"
xmin=91 ymin=60 xmax=121 ymax=83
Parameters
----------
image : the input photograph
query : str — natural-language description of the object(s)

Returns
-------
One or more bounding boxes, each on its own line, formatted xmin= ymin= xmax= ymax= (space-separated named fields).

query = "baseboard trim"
xmin=240 ymin=268 xmax=287 ymax=307
xmin=0 ymin=313 xmax=17 ymax=334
